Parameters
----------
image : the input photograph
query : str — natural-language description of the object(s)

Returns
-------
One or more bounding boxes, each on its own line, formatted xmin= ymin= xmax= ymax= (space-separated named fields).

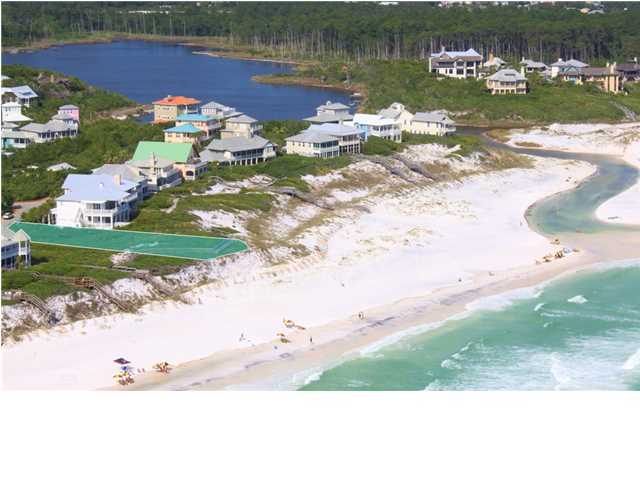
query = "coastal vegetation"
xmin=257 ymin=60 xmax=640 ymax=126
xmin=2 ymin=119 xmax=164 ymax=203
xmin=3 ymin=2 xmax=640 ymax=63
xmin=2 ymin=64 xmax=134 ymax=122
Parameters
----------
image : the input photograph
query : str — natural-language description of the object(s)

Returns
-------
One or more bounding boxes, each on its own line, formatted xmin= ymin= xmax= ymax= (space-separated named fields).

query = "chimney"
xmin=114 ymin=174 xmax=122 ymax=185
xmin=521 ymin=66 xmax=525 ymax=77
xmin=99 ymin=182 xmax=104 ymax=189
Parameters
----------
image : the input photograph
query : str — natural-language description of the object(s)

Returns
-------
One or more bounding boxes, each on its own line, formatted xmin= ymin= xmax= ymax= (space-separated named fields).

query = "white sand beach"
xmin=2 ymin=151 xmax=598 ymax=390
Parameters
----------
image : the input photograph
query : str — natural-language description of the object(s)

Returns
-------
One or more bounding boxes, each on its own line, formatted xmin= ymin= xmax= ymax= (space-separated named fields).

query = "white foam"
xmin=567 ymin=295 xmax=588 ymax=304
xmin=622 ymin=348 xmax=640 ymax=371
xmin=534 ymin=302 xmax=545 ymax=312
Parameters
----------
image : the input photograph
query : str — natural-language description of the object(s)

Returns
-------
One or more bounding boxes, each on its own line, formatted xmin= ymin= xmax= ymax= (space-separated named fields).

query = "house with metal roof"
xmin=378 ymin=102 xmax=415 ymax=131
xmin=307 ymin=123 xmax=362 ymax=154
xmin=346 ymin=113 xmax=402 ymax=143
xmin=175 ymin=113 xmax=221 ymax=140
xmin=409 ymin=112 xmax=456 ymax=136
xmin=131 ymin=141 xmax=206 ymax=181
xmin=152 ymin=95 xmax=201 ymax=123
xmin=616 ymin=59 xmax=640 ymax=83
xmin=53 ymin=174 xmax=141 ymax=229
xmin=1 ymin=101 xmax=32 ymax=123
xmin=201 ymin=101 xmax=242 ymax=119
xmin=58 ymin=104 xmax=80 ymax=122
xmin=126 ymin=154 xmax=182 ymax=192
xmin=429 ymin=48 xmax=483 ymax=79
xmin=520 ymin=58 xmax=548 ymax=74
xmin=220 ymin=114 xmax=262 ymax=139
xmin=285 ymin=130 xmax=340 ymax=158
xmin=1 ymin=85 xmax=39 ymax=107
xmin=304 ymin=100 xmax=354 ymax=124
xmin=20 ymin=119 xmax=78 ymax=143
xmin=92 ymin=164 xmax=150 ymax=199
xmin=483 ymin=54 xmax=507 ymax=70
xmin=580 ymin=63 xmax=622 ymax=93
xmin=486 ymin=68 xmax=528 ymax=95
xmin=202 ymin=136 xmax=276 ymax=166
xmin=1 ymin=228 xmax=31 ymax=269
xmin=550 ymin=58 xmax=589 ymax=78
xmin=164 ymin=123 xmax=206 ymax=144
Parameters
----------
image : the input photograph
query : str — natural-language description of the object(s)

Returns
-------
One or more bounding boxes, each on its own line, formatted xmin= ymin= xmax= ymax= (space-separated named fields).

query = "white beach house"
xmin=378 ymin=102 xmax=415 ymax=131
xmin=1 ymin=101 xmax=32 ymax=123
xmin=53 ymin=174 xmax=142 ymax=229
xmin=20 ymin=119 xmax=78 ymax=143
xmin=285 ymin=130 xmax=341 ymax=158
xmin=307 ymin=123 xmax=362 ymax=154
xmin=201 ymin=136 xmax=276 ymax=166
xmin=201 ymin=101 xmax=242 ymax=119
xmin=429 ymin=48 xmax=483 ymax=79
xmin=92 ymin=163 xmax=151 ymax=199
xmin=220 ymin=114 xmax=263 ymax=139
xmin=550 ymin=58 xmax=589 ymax=79
xmin=486 ymin=68 xmax=528 ymax=95
xmin=348 ymin=113 xmax=402 ymax=143
xmin=1 ymin=85 xmax=39 ymax=107
xmin=409 ymin=112 xmax=456 ymax=136
xmin=125 ymin=154 xmax=183 ymax=192
xmin=304 ymin=101 xmax=354 ymax=124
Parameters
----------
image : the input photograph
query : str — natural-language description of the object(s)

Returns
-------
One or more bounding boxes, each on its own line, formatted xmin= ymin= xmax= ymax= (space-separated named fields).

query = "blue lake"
xmin=2 ymin=40 xmax=351 ymax=120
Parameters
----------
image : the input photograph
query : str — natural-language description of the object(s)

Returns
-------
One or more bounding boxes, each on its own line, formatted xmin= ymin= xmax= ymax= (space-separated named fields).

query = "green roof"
xmin=132 ymin=141 xmax=193 ymax=164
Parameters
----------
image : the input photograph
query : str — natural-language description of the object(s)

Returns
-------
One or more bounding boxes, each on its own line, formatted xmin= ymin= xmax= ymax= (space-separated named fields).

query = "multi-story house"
xmin=348 ymin=113 xmax=402 ymax=143
xmin=616 ymin=59 xmax=640 ymax=83
xmin=126 ymin=154 xmax=183 ymax=192
xmin=429 ymin=48 xmax=483 ymax=79
xmin=520 ymin=58 xmax=548 ymax=74
xmin=1 ymin=101 xmax=32 ymax=123
xmin=201 ymin=136 xmax=276 ymax=166
xmin=285 ymin=131 xmax=341 ymax=158
xmin=304 ymin=101 xmax=353 ymax=124
xmin=175 ymin=113 xmax=221 ymax=140
xmin=307 ymin=123 xmax=362 ymax=154
xmin=1 ymin=228 xmax=31 ymax=269
xmin=53 ymin=174 xmax=141 ymax=229
xmin=130 ymin=141 xmax=207 ymax=181
xmin=580 ymin=64 xmax=622 ymax=93
xmin=152 ymin=95 xmax=201 ymax=123
xmin=409 ymin=112 xmax=456 ymax=136
xmin=164 ymin=123 xmax=206 ymax=144
xmin=92 ymin=163 xmax=151 ymax=199
xmin=220 ymin=114 xmax=262 ymax=139
xmin=550 ymin=58 xmax=589 ymax=79
xmin=1 ymin=85 xmax=39 ymax=107
xmin=20 ymin=120 xmax=78 ymax=143
xmin=486 ymin=68 xmax=529 ymax=94
xmin=378 ymin=103 xmax=415 ymax=131
xmin=201 ymin=101 xmax=242 ymax=119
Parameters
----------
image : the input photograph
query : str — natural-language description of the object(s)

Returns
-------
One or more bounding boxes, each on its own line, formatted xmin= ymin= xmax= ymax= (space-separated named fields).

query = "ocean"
xmin=301 ymin=262 xmax=640 ymax=390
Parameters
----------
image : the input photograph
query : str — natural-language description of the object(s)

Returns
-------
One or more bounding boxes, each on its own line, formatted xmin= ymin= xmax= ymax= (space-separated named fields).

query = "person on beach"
xmin=310 ymin=336 xmax=313 ymax=344
xmin=358 ymin=312 xmax=364 ymax=320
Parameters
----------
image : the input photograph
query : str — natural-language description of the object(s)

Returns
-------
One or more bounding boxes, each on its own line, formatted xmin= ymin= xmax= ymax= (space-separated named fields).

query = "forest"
xmin=2 ymin=2 xmax=640 ymax=63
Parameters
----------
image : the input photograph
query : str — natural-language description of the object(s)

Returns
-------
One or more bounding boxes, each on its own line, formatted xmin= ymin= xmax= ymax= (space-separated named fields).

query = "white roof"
xmin=58 ymin=174 xmax=137 ymax=202
xmin=304 ymin=112 xmax=353 ymax=123
xmin=226 ymin=114 xmax=257 ymax=124
xmin=521 ymin=59 xmax=548 ymax=69
xmin=352 ymin=113 xmax=396 ymax=126
xmin=206 ymin=135 xmax=271 ymax=153
xmin=92 ymin=163 xmax=146 ymax=182
xmin=286 ymin=131 xmax=339 ymax=144
xmin=431 ymin=48 xmax=481 ymax=59
xmin=551 ymin=58 xmax=588 ymax=68
xmin=4 ymin=85 xmax=39 ymax=99
xmin=307 ymin=123 xmax=361 ymax=137
xmin=484 ymin=57 xmax=506 ymax=67
xmin=487 ymin=68 xmax=527 ymax=82
xmin=318 ymin=101 xmax=350 ymax=111
xmin=21 ymin=120 xmax=75 ymax=134
xmin=413 ymin=112 xmax=454 ymax=124
xmin=47 ymin=162 xmax=77 ymax=172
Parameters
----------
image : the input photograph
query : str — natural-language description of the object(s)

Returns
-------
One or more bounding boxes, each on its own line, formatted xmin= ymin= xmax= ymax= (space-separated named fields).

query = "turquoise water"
xmin=302 ymin=264 xmax=640 ymax=390
xmin=302 ymin=144 xmax=640 ymax=391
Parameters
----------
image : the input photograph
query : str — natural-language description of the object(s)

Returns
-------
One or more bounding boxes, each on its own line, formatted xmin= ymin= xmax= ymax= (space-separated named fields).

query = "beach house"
xmin=348 ymin=113 xmax=402 ymax=143
xmin=616 ymin=59 xmax=640 ymax=83
xmin=152 ymin=95 xmax=201 ymax=123
xmin=1 ymin=101 xmax=32 ymax=123
xmin=304 ymin=101 xmax=353 ymax=124
xmin=1 ymin=85 xmax=39 ymax=107
xmin=92 ymin=163 xmax=151 ymax=199
xmin=520 ymin=58 xmax=548 ymax=74
xmin=409 ymin=112 xmax=456 ymax=136
xmin=220 ymin=114 xmax=262 ymax=139
xmin=486 ymin=68 xmax=528 ymax=94
xmin=164 ymin=123 xmax=206 ymax=144
xmin=580 ymin=64 xmax=623 ymax=93
xmin=1 ymin=229 xmax=31 ymax=270
xmin=378 ymin=103 xmax=415 ymax=131
xmin=201 ymin=136 xmax=276 ymax=166
xmin=307 ymin=123 xmax=362 ymax=154
xmin=429 ymin=48 xmax=483 ymax=79
xmin=175 ymin=113 xmax=221 ymax=140
xmin=126 ymin=154 xmax=183 ymax=192
xmin=483 ymin=54 xmax=507 ymax=70
xmin=550 ymin=58 xmax=589 ymax=79
xmin=285 ymin=131 xmax=341 ymax=158
xmin=52 ymin=174 xmax=141 ymax=228
xmin=201 ymin=101 xmax=242 ymax=119
xmin=20 ymin=119 xmax=79 ymax=143
xmin=130 ymin=141 xmax=207 ymax=181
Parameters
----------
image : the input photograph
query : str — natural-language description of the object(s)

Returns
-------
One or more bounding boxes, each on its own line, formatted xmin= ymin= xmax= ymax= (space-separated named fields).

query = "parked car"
xmin=2 ymin=212 xmax=15 ymax=220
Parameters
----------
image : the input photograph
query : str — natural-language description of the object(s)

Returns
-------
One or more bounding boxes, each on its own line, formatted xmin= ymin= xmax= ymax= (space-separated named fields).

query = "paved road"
xmin=2 ymin=197 xmax=49 ymax=232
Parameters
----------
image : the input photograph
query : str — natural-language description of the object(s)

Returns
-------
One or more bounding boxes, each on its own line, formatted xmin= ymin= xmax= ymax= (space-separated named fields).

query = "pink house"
xmin=58 ymin=104 xmax=80 ymax=122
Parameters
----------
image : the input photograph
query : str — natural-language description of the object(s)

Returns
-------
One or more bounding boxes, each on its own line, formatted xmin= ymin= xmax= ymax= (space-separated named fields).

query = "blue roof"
xmin=58 ymin=174 xmax=137 ymax=202
xmin=164 ymin=123 xmax=203 ymax=134
xmin=176 ymin=113 xmax=213 ymax=122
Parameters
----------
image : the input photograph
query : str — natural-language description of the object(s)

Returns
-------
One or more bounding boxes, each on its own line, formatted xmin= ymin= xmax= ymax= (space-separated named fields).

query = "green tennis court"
xmin=9 ymin=222 xmax=248 ymax=261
